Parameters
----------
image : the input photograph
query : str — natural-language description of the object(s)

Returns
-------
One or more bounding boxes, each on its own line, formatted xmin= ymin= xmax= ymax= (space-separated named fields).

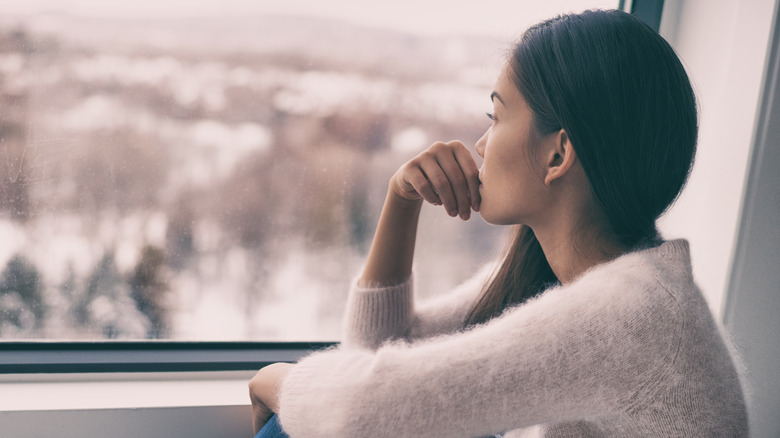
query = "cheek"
xmin=480 ymin=144 xmax=545 ymax=224
xmin=484 ymin=140 xmax=525 ymax=186
xmin=479 ymin=159 xmax=520 ymax=223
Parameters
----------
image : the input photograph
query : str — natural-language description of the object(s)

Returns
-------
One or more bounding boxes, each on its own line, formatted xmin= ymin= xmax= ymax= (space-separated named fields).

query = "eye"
xmin=485 ymin=112 xmax=497 ymax=123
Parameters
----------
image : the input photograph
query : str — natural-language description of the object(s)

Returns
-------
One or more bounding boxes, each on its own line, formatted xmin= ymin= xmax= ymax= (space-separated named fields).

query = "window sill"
xmin=0 ymin=371 xmax=258 ymax=438
xmin=0 ymin=340 xmax=333 ymax=435
xmin=0 ymin=370 xmax=255 ymax=411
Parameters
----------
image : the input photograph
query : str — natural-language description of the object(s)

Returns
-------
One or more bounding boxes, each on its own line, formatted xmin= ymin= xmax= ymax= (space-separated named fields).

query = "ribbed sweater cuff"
xmin=342 ymin=275 xmax=414 ymax=349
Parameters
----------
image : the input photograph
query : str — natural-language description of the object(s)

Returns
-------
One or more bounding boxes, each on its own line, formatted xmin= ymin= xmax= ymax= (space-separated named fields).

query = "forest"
xmin=0 ymin=15 xmax=504 ymax=340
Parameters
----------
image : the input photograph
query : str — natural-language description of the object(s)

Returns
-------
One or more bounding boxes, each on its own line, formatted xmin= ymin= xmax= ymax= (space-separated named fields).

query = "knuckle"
xmin=406 ymin=158 xmax=425 ymax=172
xmin=446 ymin=140 xmax=465 ymax=149
xmin=427 ymin=144 xmax=443 ymax=154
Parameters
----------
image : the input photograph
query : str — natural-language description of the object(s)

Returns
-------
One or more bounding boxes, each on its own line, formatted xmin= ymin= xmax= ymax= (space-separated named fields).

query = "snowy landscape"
xmin=0 ymin=13 xmax=507 ymax=341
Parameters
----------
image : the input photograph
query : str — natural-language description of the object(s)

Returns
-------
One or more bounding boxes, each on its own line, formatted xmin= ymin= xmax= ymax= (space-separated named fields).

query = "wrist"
xmin=386 ymin=184 xmax=423 ymax=211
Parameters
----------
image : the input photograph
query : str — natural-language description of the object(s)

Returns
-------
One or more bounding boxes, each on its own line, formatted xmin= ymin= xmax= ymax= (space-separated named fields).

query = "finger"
xmin=451 ymin=142 xmax=481 ymax=211
xmin=405 ymin=164 xmax=442 ymax=205
xmin=419 ymin=159 xmax=458 ymax=217
xmin=434 ymin=148 xmax=473 ymax=220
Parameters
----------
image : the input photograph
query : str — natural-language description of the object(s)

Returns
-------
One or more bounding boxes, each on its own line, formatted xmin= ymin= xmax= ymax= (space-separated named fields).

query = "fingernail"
xmin=460 ymin=212 xmax=470 ymax=221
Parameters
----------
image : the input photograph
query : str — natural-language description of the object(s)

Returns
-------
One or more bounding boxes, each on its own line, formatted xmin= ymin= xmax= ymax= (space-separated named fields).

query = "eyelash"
xmin=486 ymin=112 xmax=497 ymax=123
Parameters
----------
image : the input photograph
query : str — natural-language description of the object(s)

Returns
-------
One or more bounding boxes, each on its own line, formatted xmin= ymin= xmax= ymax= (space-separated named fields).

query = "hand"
xmin=249 ymin=362 xmax=294 ymax=434
xmin=249 ymin=393 xmax=273 ymax=435
xmin=390 ymin=140 xmax=480 ymax=220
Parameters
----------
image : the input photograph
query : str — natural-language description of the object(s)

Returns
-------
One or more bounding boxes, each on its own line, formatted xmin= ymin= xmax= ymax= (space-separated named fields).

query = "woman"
xmin=249 ymin=9 xmax=748 ymax=437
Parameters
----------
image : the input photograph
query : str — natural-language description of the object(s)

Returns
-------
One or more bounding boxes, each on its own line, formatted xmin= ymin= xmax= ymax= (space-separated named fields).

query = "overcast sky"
xmin=0 ymin=0 xmax=618 ymax=39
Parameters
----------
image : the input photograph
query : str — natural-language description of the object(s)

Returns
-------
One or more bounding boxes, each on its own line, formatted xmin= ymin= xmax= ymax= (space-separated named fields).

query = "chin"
xmin=482 ymin=216 xmax=513 ymax=226
xmin=478 ymin=203 xmax=522 ymax=226
xmin=477 ymin=207 xmax=506 ymax=226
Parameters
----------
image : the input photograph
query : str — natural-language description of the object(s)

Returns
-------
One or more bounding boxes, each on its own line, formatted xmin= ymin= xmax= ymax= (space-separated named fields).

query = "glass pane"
xmin=0 ymin=0 xmax=617 ymax=341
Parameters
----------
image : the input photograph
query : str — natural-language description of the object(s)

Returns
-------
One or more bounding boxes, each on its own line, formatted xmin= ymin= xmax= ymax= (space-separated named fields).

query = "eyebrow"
xmin=490 ymin=91 xmax=505 ymax=105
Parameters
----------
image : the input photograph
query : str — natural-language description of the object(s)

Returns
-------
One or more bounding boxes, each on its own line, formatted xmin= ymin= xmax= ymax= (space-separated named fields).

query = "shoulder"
xmin=490 ymin=241 xmax=696 ymax=357
xmin=499 ymin=240 xmax=695 ymax=378
xmin=525 ymin=240 xmax=694 ymax=321
xmin=564 ymin=239 xmax=695 ymax=314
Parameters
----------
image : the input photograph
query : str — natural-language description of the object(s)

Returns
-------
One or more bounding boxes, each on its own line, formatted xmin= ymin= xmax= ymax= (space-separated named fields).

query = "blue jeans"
xmin=254 ymin=414 xmax=289 ymax=438
xmin=253 ymin=414 xmax=503 ymax=437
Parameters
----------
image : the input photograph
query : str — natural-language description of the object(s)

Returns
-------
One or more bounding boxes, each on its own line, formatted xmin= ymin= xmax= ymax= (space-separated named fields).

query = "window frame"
xmin=0 ymin=341 xmax=335 ymax=373
xmin=621 ymin=0 xmax=666 ymax=32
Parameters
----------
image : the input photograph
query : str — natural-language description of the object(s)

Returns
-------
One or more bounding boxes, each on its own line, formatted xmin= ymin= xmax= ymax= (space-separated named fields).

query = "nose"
xmin=475 ymin=129 xmax=487 ymax=158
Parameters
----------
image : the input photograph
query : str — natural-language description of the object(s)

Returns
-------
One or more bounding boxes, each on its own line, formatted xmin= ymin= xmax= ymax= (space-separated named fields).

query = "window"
xmin=0 ymin=1 xmax=618 ymax=343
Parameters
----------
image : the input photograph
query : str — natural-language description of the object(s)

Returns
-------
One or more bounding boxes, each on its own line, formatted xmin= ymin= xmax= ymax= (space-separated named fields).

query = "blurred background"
xmin=0 ymin=0 xmax=647 ymax=341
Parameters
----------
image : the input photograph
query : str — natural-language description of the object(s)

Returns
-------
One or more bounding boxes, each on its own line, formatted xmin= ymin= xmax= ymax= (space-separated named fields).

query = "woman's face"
xmin=475 ymin=65 xmax=551 ymax=226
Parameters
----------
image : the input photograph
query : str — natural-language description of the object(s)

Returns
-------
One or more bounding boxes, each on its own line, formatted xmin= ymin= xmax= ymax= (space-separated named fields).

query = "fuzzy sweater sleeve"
xmin=278 ymin=255 xmax=684 ymax=438
xmin=341 ymin=264 xmax=495 ymax=350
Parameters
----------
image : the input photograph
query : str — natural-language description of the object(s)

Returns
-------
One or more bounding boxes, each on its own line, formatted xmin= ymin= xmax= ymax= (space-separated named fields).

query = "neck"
xmin=528 ymin=163 xmax=629 ymax=284
xmin=531 ymin=216 xmax=626 ymax=285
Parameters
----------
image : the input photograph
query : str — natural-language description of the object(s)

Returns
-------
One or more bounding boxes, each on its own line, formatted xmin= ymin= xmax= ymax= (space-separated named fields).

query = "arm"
xmin=359 ymin=140 xmax=481 ymax=288
xmin=342 ymin=262 xmax=496 ymax=349
xmin=343 ymin=141 xmax=481 ymax=348
xmin=358 ymin=188 xmax=422 ymax=288
xmin=249 ymin=141 xmax=482 ymax=425
xmin=278 ymin=274 xmax=683 ymax=438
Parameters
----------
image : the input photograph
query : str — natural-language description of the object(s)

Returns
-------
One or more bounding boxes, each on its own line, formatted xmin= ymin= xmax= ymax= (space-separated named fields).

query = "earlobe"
xmin=544 ymin=130 xmax=576 ymax=186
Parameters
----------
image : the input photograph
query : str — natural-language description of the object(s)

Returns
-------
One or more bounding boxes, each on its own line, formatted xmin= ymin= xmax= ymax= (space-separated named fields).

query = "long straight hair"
xmin=467 ymin=226 xmax=556 ymax=325
xmin=465 ymin=10 xmax=697 ymax=326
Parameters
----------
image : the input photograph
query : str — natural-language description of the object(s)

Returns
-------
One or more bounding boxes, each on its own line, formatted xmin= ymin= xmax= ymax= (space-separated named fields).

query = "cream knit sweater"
xmin=278 ymin=240 xmax=748 ymax=437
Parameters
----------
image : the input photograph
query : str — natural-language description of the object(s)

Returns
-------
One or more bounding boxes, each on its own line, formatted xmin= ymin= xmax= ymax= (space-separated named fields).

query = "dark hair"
xmin=466 ymin=9 xmax=697 ymax=326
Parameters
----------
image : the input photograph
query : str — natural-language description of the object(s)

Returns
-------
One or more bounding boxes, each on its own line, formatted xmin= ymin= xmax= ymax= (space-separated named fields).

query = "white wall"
xmin=657 ymin=0 xmax=777 ymax=315
xmin=661 ymin=3 xmax=780 ymax=435
xmin=721 ymin=0 xmax=780 ymax=432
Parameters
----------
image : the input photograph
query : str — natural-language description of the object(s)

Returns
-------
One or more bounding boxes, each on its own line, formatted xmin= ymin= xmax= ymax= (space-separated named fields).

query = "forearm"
xmin=345 ymin=140 xmax=480 ymax=347
xmin=359 ymin=140 xmax=479 ymax=287
xmin=359 ymin=188 xmax=422 ymax=288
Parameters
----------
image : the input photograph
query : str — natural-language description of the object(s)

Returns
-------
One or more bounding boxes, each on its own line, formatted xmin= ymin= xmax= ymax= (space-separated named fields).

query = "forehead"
xmin=493 ymin=64 xmax=522 ymax=104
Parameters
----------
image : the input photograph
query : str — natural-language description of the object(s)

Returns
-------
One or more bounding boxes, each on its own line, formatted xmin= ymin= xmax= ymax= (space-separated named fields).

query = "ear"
xmin=543 ymin=129 xmax=577 ymax=186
